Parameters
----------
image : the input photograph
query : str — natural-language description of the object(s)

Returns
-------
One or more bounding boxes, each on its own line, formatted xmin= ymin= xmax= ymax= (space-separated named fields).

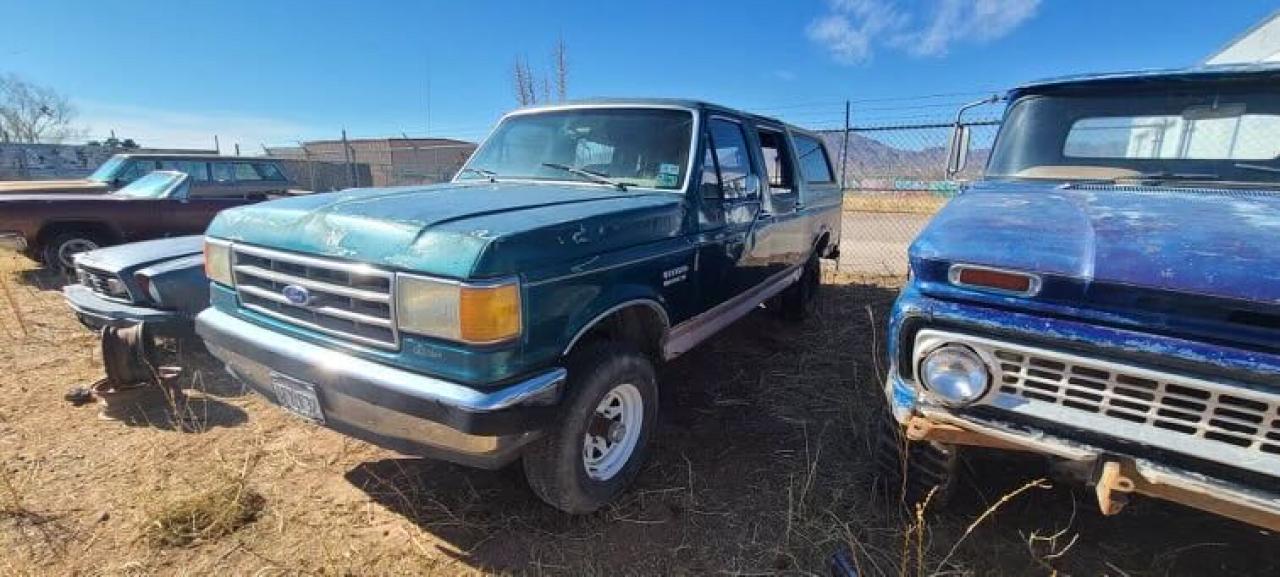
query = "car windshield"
xmin=112 ymin=171 xmax=183 ymax=198
xmin=457 ymin=107 xmax=694 ymax=190
xmin=87 ymin=155 xmax=127 ymax=182
xmin=987 ymin=85 xmax=1280 ymax=185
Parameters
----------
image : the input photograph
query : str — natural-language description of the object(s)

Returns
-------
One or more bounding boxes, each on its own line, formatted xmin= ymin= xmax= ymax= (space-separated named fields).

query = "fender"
xmin=561 ymin=298 xmax=671 ymax=357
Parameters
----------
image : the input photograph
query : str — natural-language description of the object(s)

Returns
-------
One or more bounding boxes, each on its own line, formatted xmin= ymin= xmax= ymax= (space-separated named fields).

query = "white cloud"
xmin=75 ymin=101 xmax=322 ymax=153
xmin=807 ymin=0 xmax=1040 ymax=63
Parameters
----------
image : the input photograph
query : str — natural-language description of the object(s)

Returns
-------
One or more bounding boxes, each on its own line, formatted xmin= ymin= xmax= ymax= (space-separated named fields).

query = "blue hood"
xmin=912 ymin=182 xmax=1280 ymax=305
xmin=75 ymin=235 xmax=204 ymax=274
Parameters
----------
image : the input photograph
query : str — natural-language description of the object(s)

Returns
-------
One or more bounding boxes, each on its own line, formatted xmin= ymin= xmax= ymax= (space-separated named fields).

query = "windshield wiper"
xmin=541 ymin=163 xmax=628 ymax=191
xmin=1128 ymin=171 xmax=1221 ymax=182
xmin=1233 ymin=163 xmax=1280 ymax=175
xmin=458 ymin=167 xmax=499 ymax=182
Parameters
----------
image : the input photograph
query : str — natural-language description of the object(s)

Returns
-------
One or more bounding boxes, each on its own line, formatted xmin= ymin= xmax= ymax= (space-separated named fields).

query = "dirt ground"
xmin=2 ymin=254 xmax=1278 ymax=576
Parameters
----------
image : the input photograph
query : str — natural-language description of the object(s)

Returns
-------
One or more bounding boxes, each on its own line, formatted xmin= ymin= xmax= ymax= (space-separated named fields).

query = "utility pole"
xmin=214 ymin=135 xmax=221 ymax=154
xmin=840 ymin=100 xmax=851 ymax=190
xmin=234 ymin=143 xmax=240 ymax=156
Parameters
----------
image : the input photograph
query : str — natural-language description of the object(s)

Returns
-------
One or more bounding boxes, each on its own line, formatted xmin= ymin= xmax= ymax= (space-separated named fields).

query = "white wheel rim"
xmin=59 ymin=238 xmax=98 ymax=268
xmin=582 ymin=383 xmax=643 ymax=481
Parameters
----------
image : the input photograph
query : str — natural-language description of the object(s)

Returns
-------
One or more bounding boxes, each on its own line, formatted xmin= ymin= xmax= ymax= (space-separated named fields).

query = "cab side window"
xmin=757 ymin=129 xmax=795 ymax=193
xmin=211 ymin=162 xmax=235 ymax=183
xmin=702 ymin=118 xmax=756 ymax=201
xmin=159 ymin=160 xmax=210 ymax=181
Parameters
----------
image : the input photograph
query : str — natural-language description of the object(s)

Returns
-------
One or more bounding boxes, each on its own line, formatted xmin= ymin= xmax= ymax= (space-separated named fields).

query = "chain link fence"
xmin=817 ymin=117 xmax=1002 ymax=277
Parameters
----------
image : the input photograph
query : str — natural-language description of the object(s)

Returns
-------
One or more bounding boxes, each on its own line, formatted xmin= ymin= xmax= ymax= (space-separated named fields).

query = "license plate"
xmin=270 ymin=372 xmax=324 ymax=423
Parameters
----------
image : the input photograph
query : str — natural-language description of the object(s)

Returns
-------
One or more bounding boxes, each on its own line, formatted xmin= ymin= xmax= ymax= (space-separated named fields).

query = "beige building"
xmin=267 ymin=137 xmax=477 ymax=187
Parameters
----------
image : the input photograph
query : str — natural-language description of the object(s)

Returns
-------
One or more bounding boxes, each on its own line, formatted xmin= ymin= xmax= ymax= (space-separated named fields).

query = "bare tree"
xmin=510 ymin=40 xmax=569 ymax=106
xmin=512 ymin=56 xmax=537 ymax=106
xmin=0 ymin=73 xmax=80 ymax=144
xmin=553 ymin=36 xmax=568 ymax=102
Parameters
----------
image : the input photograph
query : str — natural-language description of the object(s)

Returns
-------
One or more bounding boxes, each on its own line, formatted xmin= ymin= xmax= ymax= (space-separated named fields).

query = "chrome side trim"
xmin=563 ymin=299 xmax=672 ymax=356
xmin=663 ymin=263 xmax=802 ymax=360
xmin=947 ymin=263 xmax=1043 ymax=297
xmin=524 ymin=246 xmax=694 ymax=287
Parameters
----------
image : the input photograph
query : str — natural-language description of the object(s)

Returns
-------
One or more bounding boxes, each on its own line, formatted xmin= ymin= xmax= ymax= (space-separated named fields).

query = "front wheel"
xmin=873 ymin=409 xmax=958 ymax=510
xmin=42 ymin=231 xmax=104 ymax=272
xmin=522 ymin=342 xmax=658 ymax=514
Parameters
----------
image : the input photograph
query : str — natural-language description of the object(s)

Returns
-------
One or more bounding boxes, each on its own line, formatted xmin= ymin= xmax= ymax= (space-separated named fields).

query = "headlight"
xmin=204 ymin=238 xmax=234 ymax=287
xmin=396 ymin=274 xmax=521 ymax=344
xmin=919 ymin=345 xmax=990 ymax=406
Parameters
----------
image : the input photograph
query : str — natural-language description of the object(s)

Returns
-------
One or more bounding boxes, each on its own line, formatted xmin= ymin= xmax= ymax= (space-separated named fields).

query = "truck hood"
xmin=206 ymin=182 xmax=686 ymax=278
xmin=0 ymin=179 xmax=109 ymax=194
xmin=75 ymin=235 xmax=204 ymax=274
xmin=912 ymin=182 xmax=1280 ymax=304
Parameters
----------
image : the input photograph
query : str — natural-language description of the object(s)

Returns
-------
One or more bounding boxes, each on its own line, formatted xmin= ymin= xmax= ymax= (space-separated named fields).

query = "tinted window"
xmin=704 ymin=118 xmax=755 ymax=200
xmin=757 ymin=130 xmax=794 ymax=191
xmin=256 ymin=163 xmax=287 ymax=181
xmin=159 ymin=160 xmax=210 ymax=181
xmin=115 ymin=160 xmax=158 ymax=184
xmin=233 ymin=163 xmax=263 ymax=181
xmin=793 ymin=134 xmax=834 ymax=183
xmin=211 ymin=162 xmax=235 ymax=182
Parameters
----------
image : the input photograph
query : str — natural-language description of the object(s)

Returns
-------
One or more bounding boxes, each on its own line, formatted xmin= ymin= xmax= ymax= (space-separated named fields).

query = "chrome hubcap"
xmin=58 ymin=238 xmax=98 ymax=268
xmin=583 ymin=383 xmax=643 ymax=481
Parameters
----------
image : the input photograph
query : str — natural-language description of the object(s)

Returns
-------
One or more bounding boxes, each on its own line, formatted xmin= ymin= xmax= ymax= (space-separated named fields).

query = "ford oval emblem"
xmin=281 ymin=284 xmax=310 ymax=306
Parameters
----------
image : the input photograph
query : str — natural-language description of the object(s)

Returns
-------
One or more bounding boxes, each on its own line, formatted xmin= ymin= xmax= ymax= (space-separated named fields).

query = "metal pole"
xmin=840 ymin=100 xmax=851 ymax=190
xmin=214 ymin=135 xmax=220 ymax=154
xmin=234 ymin=143 xmax=240 ymax=156
xmin=342 ymin=129 xmax=354 ymax=187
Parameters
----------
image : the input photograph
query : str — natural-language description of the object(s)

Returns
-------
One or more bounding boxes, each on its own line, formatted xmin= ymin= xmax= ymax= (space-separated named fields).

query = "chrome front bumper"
xmin=196 ymin=308 xmax=566 ymax=469
xmin=885 ymin=330 xmax=1280 ymax=531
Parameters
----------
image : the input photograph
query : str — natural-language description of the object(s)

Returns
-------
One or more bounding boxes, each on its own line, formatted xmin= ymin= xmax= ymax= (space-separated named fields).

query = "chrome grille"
xmin=991 ymin=349 xmax=1280 ymax=455
xmin=79 ymin=266 xmax=130 ymax=301
xmin=231 ymin=244 xmax=398 ymax=349
xmin=913 ymin=330 xmax=1280 ymax=477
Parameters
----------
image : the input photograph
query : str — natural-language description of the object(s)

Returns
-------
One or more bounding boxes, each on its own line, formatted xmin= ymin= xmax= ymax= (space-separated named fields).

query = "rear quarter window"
xmin=793 ymin=134 xmax=835 ymax=183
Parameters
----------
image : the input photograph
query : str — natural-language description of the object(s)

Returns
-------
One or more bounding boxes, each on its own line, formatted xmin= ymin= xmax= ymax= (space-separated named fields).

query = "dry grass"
xmin=1 ymin=255 xmax=1278 ymax=575
xmin=843 ymin=192 xmax=950 ymax=214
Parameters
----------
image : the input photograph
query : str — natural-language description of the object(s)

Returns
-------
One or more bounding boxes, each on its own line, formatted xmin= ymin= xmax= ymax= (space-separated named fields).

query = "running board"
xmin=662 ymin=264 xmax=802 ymax=360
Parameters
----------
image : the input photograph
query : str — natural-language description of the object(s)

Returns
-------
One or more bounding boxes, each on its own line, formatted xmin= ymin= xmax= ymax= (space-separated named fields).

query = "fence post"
xmin=840 ymin=100 xmax=851 ymax=190
xmin=341 ymin=129 xmax=354 ymax=187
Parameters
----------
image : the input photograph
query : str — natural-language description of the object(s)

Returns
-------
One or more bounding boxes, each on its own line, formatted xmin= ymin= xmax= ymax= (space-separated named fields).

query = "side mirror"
xmin=946 ymin=124 xmax=972 ymax=177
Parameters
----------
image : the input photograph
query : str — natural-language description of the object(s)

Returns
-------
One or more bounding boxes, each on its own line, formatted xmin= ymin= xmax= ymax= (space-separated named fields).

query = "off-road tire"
xmin=42 ymin=231 xmax=105 ymax=272
xmin=874 ymin=408 xmax=958 ymax=510
xmin=522 ymin=342 xmax=659 ymax=514
xmin=779 ymin=251 xmax=821 ymax=322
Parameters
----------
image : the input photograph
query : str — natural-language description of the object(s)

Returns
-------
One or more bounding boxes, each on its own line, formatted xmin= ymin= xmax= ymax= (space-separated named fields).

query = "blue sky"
xmin=1 ymin=0 xmax=1275 ymax=150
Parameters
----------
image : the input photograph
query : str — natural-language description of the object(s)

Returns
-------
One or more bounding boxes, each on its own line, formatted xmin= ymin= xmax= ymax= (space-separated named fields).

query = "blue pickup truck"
xmin=195 ymin=100 xmax=842 ymax=513
xmin=881 ymin=64 xmax=1280 ymax=532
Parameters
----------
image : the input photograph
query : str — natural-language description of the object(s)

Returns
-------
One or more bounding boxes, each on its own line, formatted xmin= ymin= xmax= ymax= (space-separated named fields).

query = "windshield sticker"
xmin=659 ymin=163 xmax=680 ymax=175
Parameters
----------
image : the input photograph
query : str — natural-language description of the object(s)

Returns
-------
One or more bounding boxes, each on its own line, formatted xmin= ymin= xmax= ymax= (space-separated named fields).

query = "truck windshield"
xmin=458 ymin=108 xmax=694 ymax=191
xmin=87 ymin=155 xmax=127 ymax=182
xmin=112 ymin=171 xmax=183 ymax=198
xmin=987 ymin=86 xmax=1280 ymax=185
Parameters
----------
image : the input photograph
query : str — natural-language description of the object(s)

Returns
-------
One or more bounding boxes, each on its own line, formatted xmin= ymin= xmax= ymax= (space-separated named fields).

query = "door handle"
xmin=757 ymin=211 xmax=773 ymax=220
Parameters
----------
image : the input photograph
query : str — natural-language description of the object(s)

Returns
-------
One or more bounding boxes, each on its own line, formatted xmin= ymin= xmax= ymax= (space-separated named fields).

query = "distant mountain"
xmin=819 ymin=131 xmax=991 ymax=186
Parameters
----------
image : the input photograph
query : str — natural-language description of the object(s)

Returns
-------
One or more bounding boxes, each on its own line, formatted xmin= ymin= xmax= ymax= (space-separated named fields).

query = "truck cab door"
xmin=751 ymin=126 xmax=808 ymax=274
xmin=693 ymin=116 xmax=770 ymax=310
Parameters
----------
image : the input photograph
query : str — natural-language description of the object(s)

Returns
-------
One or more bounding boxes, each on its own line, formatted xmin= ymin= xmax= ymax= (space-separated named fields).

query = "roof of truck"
xmin=508 ymin=98 xmax=801 ymax=133
xmin=1012 ymin=61 xmax=1280 ymax=97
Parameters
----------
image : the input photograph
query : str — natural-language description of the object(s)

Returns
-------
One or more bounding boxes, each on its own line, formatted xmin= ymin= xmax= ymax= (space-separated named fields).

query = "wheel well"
xmin=566 ymin=302 xmax=668 ymax=363
xmin=814 ymin=231 xmax=831 ymax=257
xmin=36 ymin=221 xmax=119 ymax=249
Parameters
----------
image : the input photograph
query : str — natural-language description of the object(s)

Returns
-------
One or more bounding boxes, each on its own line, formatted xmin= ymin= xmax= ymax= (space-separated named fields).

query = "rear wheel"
xmin=522 ymin=342 xmax=658 ymax=514
xmin=779 ymin=251 xmax=821 ymax=322
xmin=42 ymin=231 xmax=104 ymax=272
xmin=873 ymin=409 xmax=958 ymax=510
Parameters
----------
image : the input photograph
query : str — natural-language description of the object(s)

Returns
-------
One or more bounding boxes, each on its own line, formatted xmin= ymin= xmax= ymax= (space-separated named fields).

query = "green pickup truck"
xmin=195 ymin=100 xmax=842 ymax=513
